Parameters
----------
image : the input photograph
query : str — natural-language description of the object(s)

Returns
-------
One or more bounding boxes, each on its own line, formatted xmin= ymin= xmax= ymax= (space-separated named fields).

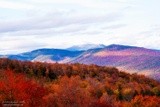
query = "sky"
xmin=0 ymin=0 xmax=160 ymax=54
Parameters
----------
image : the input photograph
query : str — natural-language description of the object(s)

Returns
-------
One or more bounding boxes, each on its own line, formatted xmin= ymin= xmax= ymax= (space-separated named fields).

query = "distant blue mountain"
xmin=6 ymin=48 xmax=84 ymax=62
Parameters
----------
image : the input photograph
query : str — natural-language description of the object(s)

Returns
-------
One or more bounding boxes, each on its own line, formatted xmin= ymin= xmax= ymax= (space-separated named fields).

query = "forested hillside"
xmin=0 ymin=58 xmax=160 ymax=107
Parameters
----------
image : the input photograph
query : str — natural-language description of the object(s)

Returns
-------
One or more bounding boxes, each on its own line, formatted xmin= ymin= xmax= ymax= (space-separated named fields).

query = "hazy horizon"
xmin=0 ymin=0 xmax=160 ymax=54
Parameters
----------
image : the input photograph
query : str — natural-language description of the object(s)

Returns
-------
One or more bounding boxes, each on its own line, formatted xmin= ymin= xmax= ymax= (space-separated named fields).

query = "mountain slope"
xmin=71 ymin=44 xmax=160 ymax=80
xmin=5 ymin=49 xmax=84 ymax=63
xmin=0 ymin=58 xmax=160 ymax=107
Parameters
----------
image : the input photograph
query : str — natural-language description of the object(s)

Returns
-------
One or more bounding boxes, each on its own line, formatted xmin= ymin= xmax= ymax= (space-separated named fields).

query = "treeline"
xmin=0 ymin=58 xmax=160 ymax=107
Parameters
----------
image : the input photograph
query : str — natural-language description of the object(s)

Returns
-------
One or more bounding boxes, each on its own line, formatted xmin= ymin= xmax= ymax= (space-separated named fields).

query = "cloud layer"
xmin=0 ymin=0 xmax=160 ymax=54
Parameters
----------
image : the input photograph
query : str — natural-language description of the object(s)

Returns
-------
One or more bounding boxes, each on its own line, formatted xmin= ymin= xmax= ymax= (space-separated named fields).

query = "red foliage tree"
xmin=0 ymin=70 xmax=47 ymax=107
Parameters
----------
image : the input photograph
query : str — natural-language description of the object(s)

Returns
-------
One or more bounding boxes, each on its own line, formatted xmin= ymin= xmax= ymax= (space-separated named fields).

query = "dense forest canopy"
xmin=0 ymin=58 xmax=159 ymax=107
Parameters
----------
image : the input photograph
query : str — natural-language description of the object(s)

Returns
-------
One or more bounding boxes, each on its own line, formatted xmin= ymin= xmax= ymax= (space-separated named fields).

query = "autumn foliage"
xmin=0 ymin=70 xmax=47 ymax=107
xmin=0 ymin=58 xmax=159 ymax=107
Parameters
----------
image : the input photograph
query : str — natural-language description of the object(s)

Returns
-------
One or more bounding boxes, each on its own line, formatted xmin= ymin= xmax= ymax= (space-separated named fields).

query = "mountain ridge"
xmin=0 ymin=44 xmax=160 ymax=81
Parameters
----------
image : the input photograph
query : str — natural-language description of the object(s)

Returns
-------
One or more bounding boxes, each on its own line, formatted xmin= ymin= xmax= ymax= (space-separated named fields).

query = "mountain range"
xmin=1 ymin=44 xmax=160 ymax=81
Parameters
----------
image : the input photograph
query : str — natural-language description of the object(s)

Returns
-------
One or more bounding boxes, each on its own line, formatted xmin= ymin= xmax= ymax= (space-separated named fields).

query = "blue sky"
xmin=0 ymin=0 xmax=160 ymax=54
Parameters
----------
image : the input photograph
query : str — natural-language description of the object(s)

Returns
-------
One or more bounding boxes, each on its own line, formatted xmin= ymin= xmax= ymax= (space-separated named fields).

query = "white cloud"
xmin=0 ymin=11 xmax=122 ymax=34
xmin=0 ymin=0 xmax=34 ymax=9
xmin=0 ymin=0 xmax=160 ymax=54
xmin=0 ymin=36 xmax=46 ymax=54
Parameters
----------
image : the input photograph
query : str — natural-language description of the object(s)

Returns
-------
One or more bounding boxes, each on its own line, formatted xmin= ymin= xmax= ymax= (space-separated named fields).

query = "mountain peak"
xmin=67 ymin=44 xmax=106 ymax=51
